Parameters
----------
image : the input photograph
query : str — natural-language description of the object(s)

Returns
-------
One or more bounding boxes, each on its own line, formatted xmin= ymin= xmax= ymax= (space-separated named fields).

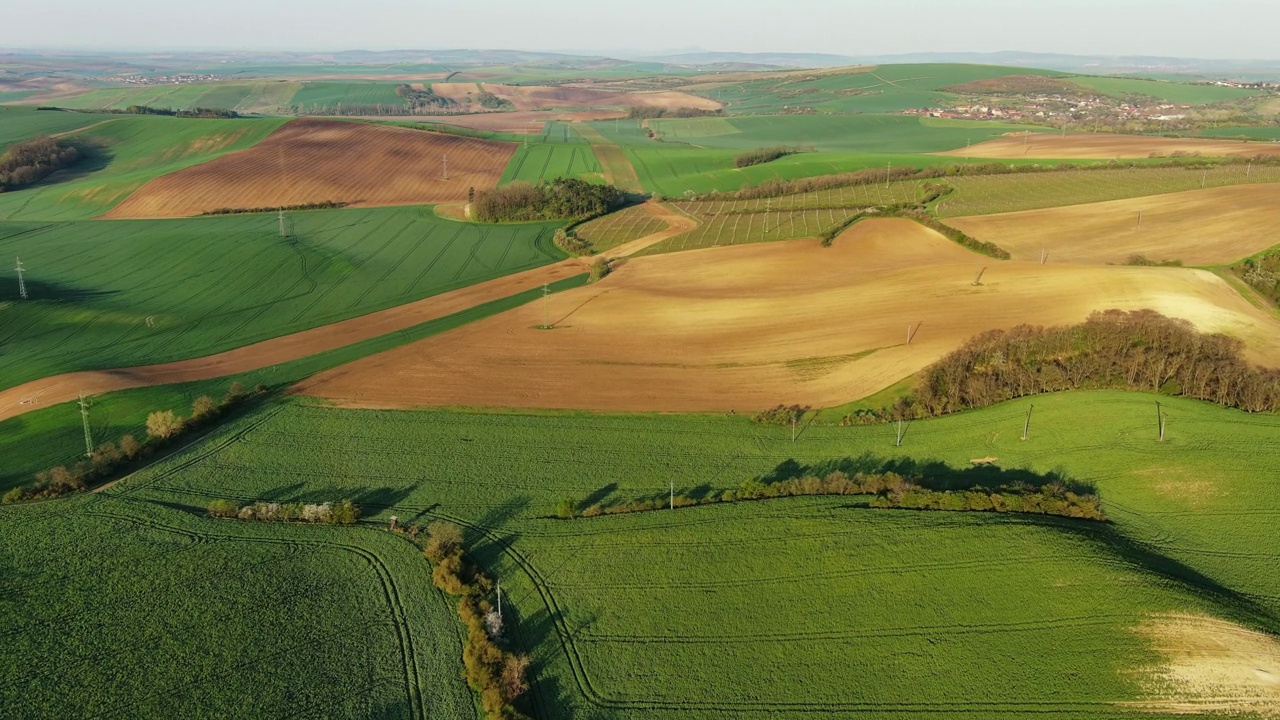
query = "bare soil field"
xmin=941 ymin=132 xmax=1280 ymax=159
xmin=0 ymin=260 xmax=587 ymax=423
xmin=296 ymin=218 xmax=1280 ymax=412
xmin=446 ymin=84 xmax=721 ymax=112
xmin=947 ymin=184 xmax=1280 ymax=266
xmin=104 ymin=118 xmax=516 ymax=218
xmin=1124 ymin=613 xmax=1280 ymax=717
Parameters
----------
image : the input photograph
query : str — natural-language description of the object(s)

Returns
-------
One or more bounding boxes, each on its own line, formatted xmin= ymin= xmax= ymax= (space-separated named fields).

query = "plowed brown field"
xmin=941 ymin=132 xmax=1280 ymax=159
xmin=948 ymin=184 xmax=1280 ymax=265
xmin=104 ymin=118 xmax=516 ymax=218
xmin=296 ymin=218 xmax=1280 ymax=412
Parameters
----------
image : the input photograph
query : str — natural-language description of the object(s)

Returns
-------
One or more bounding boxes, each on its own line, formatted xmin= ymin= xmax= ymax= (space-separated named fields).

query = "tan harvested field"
xmin=0 ymin=260 xmax=587 ymax=424
xmin=295 ymin=218 xmax=1280 ymax=412
xmin=948 ymin=184 xmax=1280 ymax=266
xmin=447 ymin=83 xmax=721 ymax=112
xmin=388 ymin=110 xmax=626 ymax=135
xmin=1124 ymin=614 xmax=1280 ymax=717
xmin=942 ymin=132 xmax=1280 ymax=159
xmin=104 ymin=118 xmax=516 ymax=218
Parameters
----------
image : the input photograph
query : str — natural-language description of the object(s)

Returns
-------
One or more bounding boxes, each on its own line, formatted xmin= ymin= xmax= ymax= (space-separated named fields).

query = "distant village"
xmin=103 ymin=74 xmax=226 ymax=86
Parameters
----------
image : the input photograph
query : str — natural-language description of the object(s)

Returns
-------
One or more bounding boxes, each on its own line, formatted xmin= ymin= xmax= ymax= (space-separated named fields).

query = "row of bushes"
xmin=626 ymin=106 xmax=723 ymax=120
xmin=734 ymin=146 xmax=801 ymax=168
xmin=877 ymin=309 xmax=1280 ymax=420
xmin=473 ymin=178 xmax=623 ymax=223
xmin=102 ymin=105 xmax=239 ymax=119
xmin=2 ymin=381 xmax=263 ymax=505
xmin=423 ymin=522 xmax=532 ymax=720
xmin=557 ymin=470 xmax=1104 ymax=522
xmin=199 ymin=201 xmax=347 ymax=216
xmin=895 ymin=209 xmax=1011 ymax=259
xmin=0 ymin=136 xmax=82 ymax=191
xmin=552 ymin=227 xmax=591 ymax=256
xmin=394 ymin=84 xmax=455 ymax=111
xmin=688 ymin=156 xmax=1280 ymax=204
xmin=207 ymin=499 xmax=359 ymax=525
xmin=475 ymin=90 xmax=513 ymax=110
xmin=1123 ymin=254 xmax=1183 ymax=267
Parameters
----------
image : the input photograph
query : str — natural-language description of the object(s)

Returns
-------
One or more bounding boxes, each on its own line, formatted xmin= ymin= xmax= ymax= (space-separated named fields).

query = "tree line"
xmin=473 ymin=177 xmax=624 ymax=223
xmin=853 ymin=310 xmax=1280 ymax=423
xmin=394 ymin=84 xmax=455 ymax=111
xmin=92 ymin=105 xmax=240 ymax=119
xmin=1237 ymin=249 xmax=1280 ymax=305
xmin=0 ymin=136 xmax=82 ymax=192
xmin=626 ymin=106 xmax=723 ymax=120
xmin=3 ymin=381 xmax=265 ymax=505
xmin=423 ymin=522 xmax=533 ymax=720
xmin=734 ymin=146 xmax=801 ymax=168
xmin=554 ymin=469 xmax=1102 ymax=522
xmin=208 ymin=498 xmax=359 ymax=525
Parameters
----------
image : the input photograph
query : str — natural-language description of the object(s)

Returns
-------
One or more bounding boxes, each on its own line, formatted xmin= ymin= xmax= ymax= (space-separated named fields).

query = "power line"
xmin=15 ymin=256 xmax=27 ymax=300
xmin=78 ymin=393 xmax=93 ymax=458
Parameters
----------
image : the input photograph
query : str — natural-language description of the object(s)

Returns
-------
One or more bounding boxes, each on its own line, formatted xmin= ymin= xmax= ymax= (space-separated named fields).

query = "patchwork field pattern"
xmin=83 ymin=389 xmax=1280 ymax=718
xmin=0 ymin=206 xmax=563 ymax=388
xmin=574 ymin=204 xmax=671 ymax=252
xmin=106 ymin=119 xmax=516 ymax=217
xmin=944 ymin=132 xmax=1280 ymax=160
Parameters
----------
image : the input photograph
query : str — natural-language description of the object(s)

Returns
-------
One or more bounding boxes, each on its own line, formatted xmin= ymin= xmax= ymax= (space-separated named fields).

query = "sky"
xmin=3 ymin=0 xmax=1279 ymax=59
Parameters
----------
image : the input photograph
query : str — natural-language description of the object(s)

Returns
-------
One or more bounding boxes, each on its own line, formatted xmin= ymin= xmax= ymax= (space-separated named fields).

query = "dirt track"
xmin=296 ymin=219 xmax=1280 ymax=413
xmin=941 ymin=132 xmax=1280 ymax=160
xmin=0 ymin=260 xmax=586 ymax=423
xmin=105 ymin=119 xmax=516 ymax=218
xmin=948 ymin=184 xmax=1280 ymax=265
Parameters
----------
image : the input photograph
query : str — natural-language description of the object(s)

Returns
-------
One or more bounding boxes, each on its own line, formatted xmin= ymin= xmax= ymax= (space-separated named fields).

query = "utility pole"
xmin=78 ymin=393 xmax=93 ymax=458
xmin=1137 ymin=210 xmax=1143 ymax=229
xmin=1040 ymin=248 xmax=1049 ymax=265
xmin=15 ymin=257 xmax=27 ymax=300
xmin=496 ymin=578 xmax=502 ymax=620
xmin=1156 ymin=401 xmax=1166 ymax=442
xmin=1021 ymin=404 xmax=1034 ymax=441
xmin=895 ymin=419 xmax=905 ymax=447
xmin=885 ymin=161 xmax=892 ymax=188
xmin=669 ymin=482 xmax=674 ymax=510
xmin=442 ymin=154 xmax=449 ymax=180
xmin=278 ymin=209 xmax=288 ymax=238
xmin=541 ymin=282 xmax=550 ymax=329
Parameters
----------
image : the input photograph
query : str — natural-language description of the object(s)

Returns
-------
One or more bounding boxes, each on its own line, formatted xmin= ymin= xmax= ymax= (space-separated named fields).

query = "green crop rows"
xmin=0 ymin=206 xmax=564 ymax=388
xmin=62 ymin=81 xmax=304 ymax=114
xmin=574 ymin=205 xmax=667 ymax=252
xmin=2 ymin=389 xmax=1265 ymax=718
xmin=290 ymin=82 xmax=408 ymax=111
xmin=0 ymin=106 xmax=115 ymax=149
xmin=500 ymin=122 xmax=603 ymax=184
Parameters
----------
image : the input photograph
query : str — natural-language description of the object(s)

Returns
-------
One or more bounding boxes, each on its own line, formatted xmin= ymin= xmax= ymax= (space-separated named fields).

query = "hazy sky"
xmin=3 ymin=0 xmax=1278 ymax=59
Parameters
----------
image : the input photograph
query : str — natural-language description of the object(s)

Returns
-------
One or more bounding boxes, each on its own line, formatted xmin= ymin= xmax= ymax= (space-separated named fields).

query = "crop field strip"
xmin=0 ymin=494 xmax=473 ymax=719
xmin=0 ymin=206 xmax=563 ymax=388
xmin=574 ymin=205 xmax=670 ymax=252
xmin=105 ymin=390 xmax=1280 ymax=718
xmin=499 ymin=121 xmax=603 ymax=185
xmin=106 ymin=118 xmax=517 ymax=217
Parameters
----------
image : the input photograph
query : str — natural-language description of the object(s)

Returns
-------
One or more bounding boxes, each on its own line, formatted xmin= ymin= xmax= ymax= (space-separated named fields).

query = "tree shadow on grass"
xmin=578 ymin=483 xmax=617 ymax=511
xmin=0 ymin=277 xmax=121 ymax=303
xmin=763 ymin=452 xmax=1097 ymax=495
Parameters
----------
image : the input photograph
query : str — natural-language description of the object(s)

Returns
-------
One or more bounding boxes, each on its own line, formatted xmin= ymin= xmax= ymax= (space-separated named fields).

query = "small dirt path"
xmin=599 ymin=202 xmax=697 ymax=258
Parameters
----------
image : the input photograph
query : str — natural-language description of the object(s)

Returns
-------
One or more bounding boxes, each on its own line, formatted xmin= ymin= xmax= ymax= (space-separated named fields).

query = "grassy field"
xmin=0 ymin=106 xmax=114 ymax=149
xmin=0 ymin=206 xmax=564 ymax=389
xmin=935 ymin=163 xmax=1280 ymax=217
xmin=290 ymin=82 xmax=408 ymax=111
xmin=648 ymin=114 xmax=1047 ymax=153
xmin=0 ymin=114 xmax=287 ymax=220
xmin=0 ymin=494 xmax=473 ymax=719
xmin=499 ymin=122 xmax=603 ymax=184
xmin=62 ymin=81 xmax=304 ymax=114
xmin=9 ymin=389 xmax=1269 ymax=717
xmin=573 ymin=204 xmax=669 ymax=252
xmin=1071 ymin=75 xmax=1262 ymax=104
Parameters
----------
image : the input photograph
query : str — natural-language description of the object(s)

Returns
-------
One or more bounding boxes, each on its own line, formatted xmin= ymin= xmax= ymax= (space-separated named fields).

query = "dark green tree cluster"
xmin=626 ymin=106 xmax=723 ymax=119
xmin=424 ymin=522 xmax=533 ymax=720
xmin=394 ymin=84 xmax=455 ymax=111
xmin=0 ymin=136 xmax=81 ymax=191
xmin=473 ymin=178 xmax=623 ymax=222
xmin=733 ymin=146 xmax=801 ymax=168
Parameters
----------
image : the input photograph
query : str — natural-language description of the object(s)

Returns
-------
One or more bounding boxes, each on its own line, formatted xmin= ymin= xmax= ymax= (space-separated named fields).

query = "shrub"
xmin=146 ymin=410 xmax=183 ymax=440
xmin=208 ymin=499 xmax=240 ymax=518
xmin=425 ymin=522 xmax=464 ymax=562
xmin=734 ymin=146 xmax=800 ymax=168
xmin=191 ymin=395 xmax=217 ymax=420
xmin=119 ymin=434 xmax=141 ymax=460
xmin=2 ymin=487 xmax=25 ymax=504
xmin=555 ymin=498 xmax=577 ymax=519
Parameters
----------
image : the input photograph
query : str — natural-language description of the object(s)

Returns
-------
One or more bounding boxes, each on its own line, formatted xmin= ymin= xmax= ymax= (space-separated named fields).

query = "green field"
xmin=0 ymin=106 xmax=115 ymax=149
xmin=0 ymin=114 xmax=287 ymax=220
xmin=499 ymin=122 xmax=603 ymax=184
xmin=1197 ymin=125 xmax=1280 ymax=140
xmin=0 ymin=494 xmax=473 ymax=718
xmin=0 ymin=206 xmax=564 ymax=389
xmin=290 ymin=82 xmax=408 ymax=112
xmin=1071 ymin=76 xmax=1262 ymax=104
xmin=934 ymin=163 xmax=1280 ymax=217
xmin=3 ymin=389 xmax=1272 ymax=717
xmin=63 ymin=81 xmax=304 ymax=114
xmin=649 ymin=114 xmax=1047 ymax=153
xmin=573 ymin=204 xmax=668 ymax=252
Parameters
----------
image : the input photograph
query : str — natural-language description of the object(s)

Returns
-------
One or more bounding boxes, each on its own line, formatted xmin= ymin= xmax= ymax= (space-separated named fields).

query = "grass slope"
xmin=0 ymin=206 xmax=563 ymax=389
xmin=47 ymin=389 xmax=1277 ymax=718
xmin=0 ymin=106 xmax=114 ymax=150
xmin=0 ymin=114 xmax=287 ymax=220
